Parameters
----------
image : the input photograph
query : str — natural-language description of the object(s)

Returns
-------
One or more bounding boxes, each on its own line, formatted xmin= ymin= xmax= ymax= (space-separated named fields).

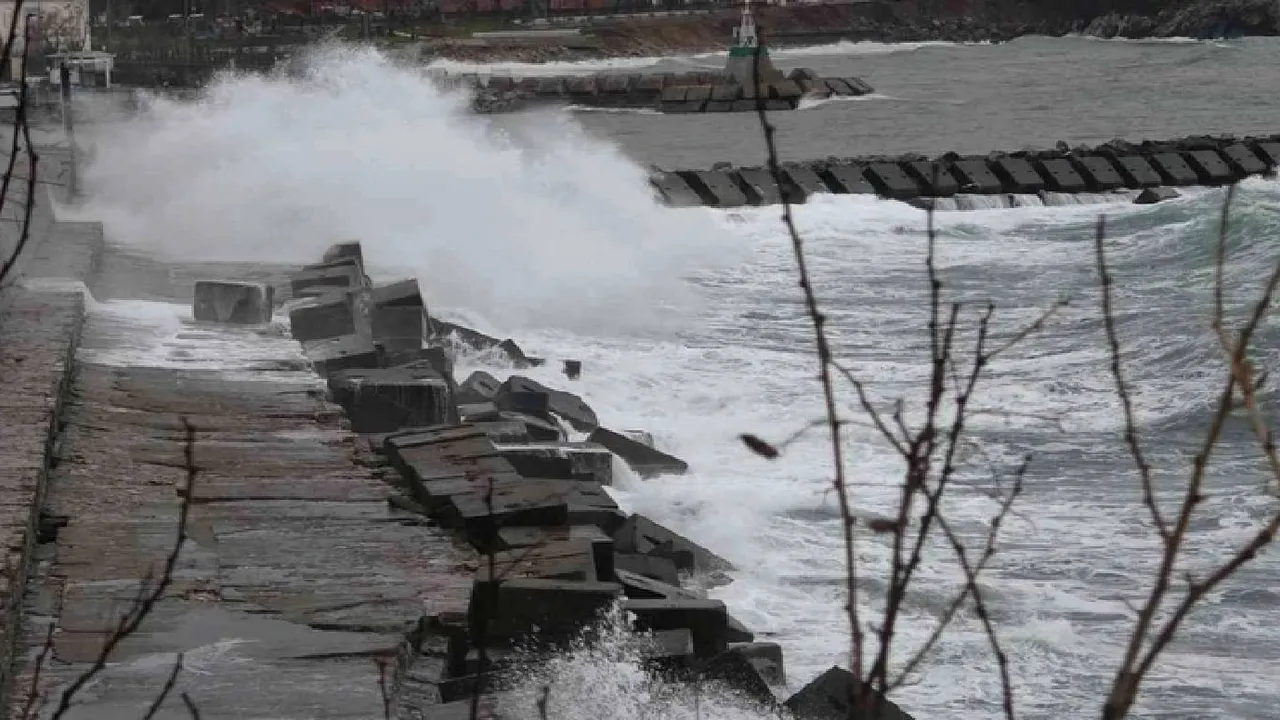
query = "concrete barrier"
xmin=651 ymin=134 xmax=1280 ymax=212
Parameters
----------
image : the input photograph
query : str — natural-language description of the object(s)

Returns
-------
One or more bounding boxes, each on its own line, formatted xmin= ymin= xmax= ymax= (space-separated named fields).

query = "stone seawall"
xmin=651 ymin=133 xmax=1280 ymax=211
xmin=0 ymin=170 xmax=103 ymax=710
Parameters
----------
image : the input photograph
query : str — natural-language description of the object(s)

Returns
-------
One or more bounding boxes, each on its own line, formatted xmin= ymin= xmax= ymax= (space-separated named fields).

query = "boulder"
xmin=468 ymin=578 xmax=622 ymax=644
xmin=588 ymin=427 xmax=687 ymax=478
xmin=290 ymin=257 xmax=366 ymax=298
xmin=623 ymin=598 xmax=729 ymax=659
xmin=321 ymin=241 xmax=363 ymax=267
xmin=493 ymin=441 xmax=613 ymax=485
xmin=300 ymin=334 xmax=380 ymax=377
xmin=1134 ymin=187 xmax=1181 ymax=204
xmin=192 ymin=280 xmax=274 ymax=324
xmin=613 ymin=514 xmax=734 ymax=573
xmin=327 ymin=365 xmax=455 ymax=434
xmin=784 ymin=666 xmax=917 ymax=720
xmin=288 ymin=289 xmax=371 ymax=342
xmin=494 ymin=376 xmax=598 ymax=432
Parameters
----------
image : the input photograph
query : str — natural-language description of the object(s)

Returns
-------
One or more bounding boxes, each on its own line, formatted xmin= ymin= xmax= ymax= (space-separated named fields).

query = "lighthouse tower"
xmin=724 ymin=0 xmax=783 ymax=91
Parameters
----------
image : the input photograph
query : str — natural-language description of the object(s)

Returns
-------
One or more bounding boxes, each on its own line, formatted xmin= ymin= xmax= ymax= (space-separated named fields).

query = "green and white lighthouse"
xmin=724 ymin=0 xmax=784 ymax=91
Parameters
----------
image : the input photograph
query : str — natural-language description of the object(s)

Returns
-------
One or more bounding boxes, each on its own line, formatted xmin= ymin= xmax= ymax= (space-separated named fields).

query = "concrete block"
xmin=678 ymin=170 xmax=749 ymax=208
xmin=764 ymin=98 xmax=795 ymax=111
xmin=192 ymin=280 xmax=273 ymax=324
xmin=952 ymin=159 xmax=1004 ymax=193
xmin=493 ymin=441 xmax=613 ymax=485
xmin=372 ymin=278 xmax=423 ymax=308
xmin=710 ymin=84 xmax=740 ymax=102
xmin=448 ymin=480 xmax=574 ymax=535
xmin=321 ymin=241 xmax=362 ymax=267
xmin=865 ymin=163 xmax=925 ymax=199
xmin=685 ymin=85 xmax=712 ymax=102
xmin=290 ymin=257 xmax=365 ymax=298
xmin=821 ymin=164 xmax=874 ymax=194
xmin=1034 ymin=158 xmax=1088 ymax=192
xmin=458 ymin=401 xmax=498 ymax=422
xmin=496 ymin=411 xmax=563 ymax=442
xmin=821 ymin=77 xmax=854 ymax=96
xmin=634 ymin=628 xmax=696 ymax=672
xmin=587 ymin=427 xmax=688 ymax=478
xmin=289 ymin=289 xmax=369 ymax=342
xmin=615 ymin=551 xmax=680 ymax=586
xmin=623 ymin=598 xmax=729 ymax=659
xmin=614 ymin=567 xmax=700 ymax=601
xmin=734 ymin=168 xmax=783 ymax=205
xmin=1071 ymin=155 xmax=1126 ymax=190
xmin=781 ymin=166 xmax=827 ymax=197
xmin=703 ymin=100 xmax=733 ymax=112
xmin=470 ymin=578 xmax=622 ymax=643
xmin=300 ymin=334 xmax=380 ymax=377
xmin=693 ymin=648 xmax=777 ymax=709
xmin=613 ymin=514 xmax=733 ymax=573
xmin=661 ymin=86 xmax=688 ymax=103
xmin=515 ymin=77 xmax=539 ymax=94
xmin=1148 ymin=152 xmax=1198 ymax=186
xmin=662 ymin=100 xmax=707 ymax=113
xmin=634 ymin=74 xmax=664 ymax=92
xmin=601 ymin=74 xmax=632 ymax=93
xmin=497 ymin=525 xmax=614 ymax=580
xmin=1250 ymin=141 xmax=1280 ymax=166
xmin=728 ymin=641 xmax=786 ymax=686
xmin=488 ymin=75 xmax=515 ymax=92
xmin=372 ymin=305 xmax=423 ymax=352
xmin=476 ymin=539 xmax=600 ymax=586
xmin=770 ymin=80 xmax=803 ymax=99
xmin=535 ymin=77 xmax=564 ymax=96
xmin=731 ymin=99 xmax=763 ymax=112
xmin=843 ymin=75 xmax=874 ymax=95
xmin=566 ymin=75 xmax=597 ymax=95
xmin=785 ymin=666 xmax=916 ymax=720
xmin=650 ymin=172 xmax=705 ymax=208
xmin=1181 ymin=149 xmax=1235 ymax=184
xmin=904 ymin=161 xmax=960 ymax=196
xmin=494 ymin=375 xmax=597 ymax=432
xmin=328 ymin=366 xmax=453 ymax=434
xmin=1222 ymin=143 xmax=1268 ymax=176
xmin=471 ymin=419 xmax=533 ymax=443
xmin=1114 ymin=156 xmax=1162 ymax=188
xmin=991 ymin=157 xmax=1047 ymax=193
xmin=456 ymin=370 xmax=501 ymax=405
xmin=1134 ymin=187 xmax=1180 ymax=205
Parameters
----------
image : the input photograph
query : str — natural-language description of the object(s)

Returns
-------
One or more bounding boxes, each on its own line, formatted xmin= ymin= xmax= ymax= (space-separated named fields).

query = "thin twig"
xmin=19 ymin=624 xmax=55 ymax=720
xmin=141 ymin=654 xmax=185 ymax=720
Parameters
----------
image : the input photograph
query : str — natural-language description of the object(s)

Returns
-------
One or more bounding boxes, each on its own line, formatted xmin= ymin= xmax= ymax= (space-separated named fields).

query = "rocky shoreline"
xmin=421 ymin=0 xmax=1278 ymax=65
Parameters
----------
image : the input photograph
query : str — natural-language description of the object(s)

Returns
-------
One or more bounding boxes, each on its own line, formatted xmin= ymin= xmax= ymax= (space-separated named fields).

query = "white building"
xmin=0 ymin=0 xmax=91 ymax=80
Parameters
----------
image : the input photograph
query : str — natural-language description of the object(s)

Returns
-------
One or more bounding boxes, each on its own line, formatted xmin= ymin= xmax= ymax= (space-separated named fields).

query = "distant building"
xmin=0 ymin=0 xmax=92 ymax=80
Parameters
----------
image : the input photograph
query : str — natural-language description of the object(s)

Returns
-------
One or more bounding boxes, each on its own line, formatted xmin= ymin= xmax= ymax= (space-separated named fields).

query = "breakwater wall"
xmin=650 ymin=134 xmax=1280 ymax=211
xmin=189 ymin=243 xmax=917 ymax=717
xmin=437 ymin=68 xmax=874 ymax=113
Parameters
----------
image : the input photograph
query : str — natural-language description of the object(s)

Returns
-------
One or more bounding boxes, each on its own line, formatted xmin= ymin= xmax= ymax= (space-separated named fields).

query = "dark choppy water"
xmin=63 ymin=37 xmax=1280 ymax=719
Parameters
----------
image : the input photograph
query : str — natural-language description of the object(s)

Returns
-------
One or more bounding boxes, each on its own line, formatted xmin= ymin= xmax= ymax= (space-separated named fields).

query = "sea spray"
xmin=71 ymin=45 xmax=744 ymax=335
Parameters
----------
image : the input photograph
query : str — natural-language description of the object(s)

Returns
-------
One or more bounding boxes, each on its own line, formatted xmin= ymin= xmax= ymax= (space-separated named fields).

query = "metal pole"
xmin=59 ymin=64 xmax=78 ymax=198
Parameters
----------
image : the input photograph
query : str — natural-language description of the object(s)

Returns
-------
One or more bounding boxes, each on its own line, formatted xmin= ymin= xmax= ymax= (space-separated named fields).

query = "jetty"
xmin=0 ymin=154 xmax=913 ymax=718
xmin=648 ymin=134 xmax=1280 ymax=211
xmin=454 ymin=1 xmax=874 ymax=115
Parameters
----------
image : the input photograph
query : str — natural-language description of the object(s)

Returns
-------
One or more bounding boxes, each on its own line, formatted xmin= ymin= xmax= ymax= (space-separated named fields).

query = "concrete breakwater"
xmin=436 ymin=68 xmax=874 ymax=114
xmin=259 ymin=243 xmax=918 ymax=717
xmin=650 ymin=134 xmax=1280 ymax=211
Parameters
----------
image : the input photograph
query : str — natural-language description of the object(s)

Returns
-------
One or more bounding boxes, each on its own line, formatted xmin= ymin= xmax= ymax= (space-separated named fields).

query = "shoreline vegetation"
xmin=417 ymin=0 xmax=1278 ymax=64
